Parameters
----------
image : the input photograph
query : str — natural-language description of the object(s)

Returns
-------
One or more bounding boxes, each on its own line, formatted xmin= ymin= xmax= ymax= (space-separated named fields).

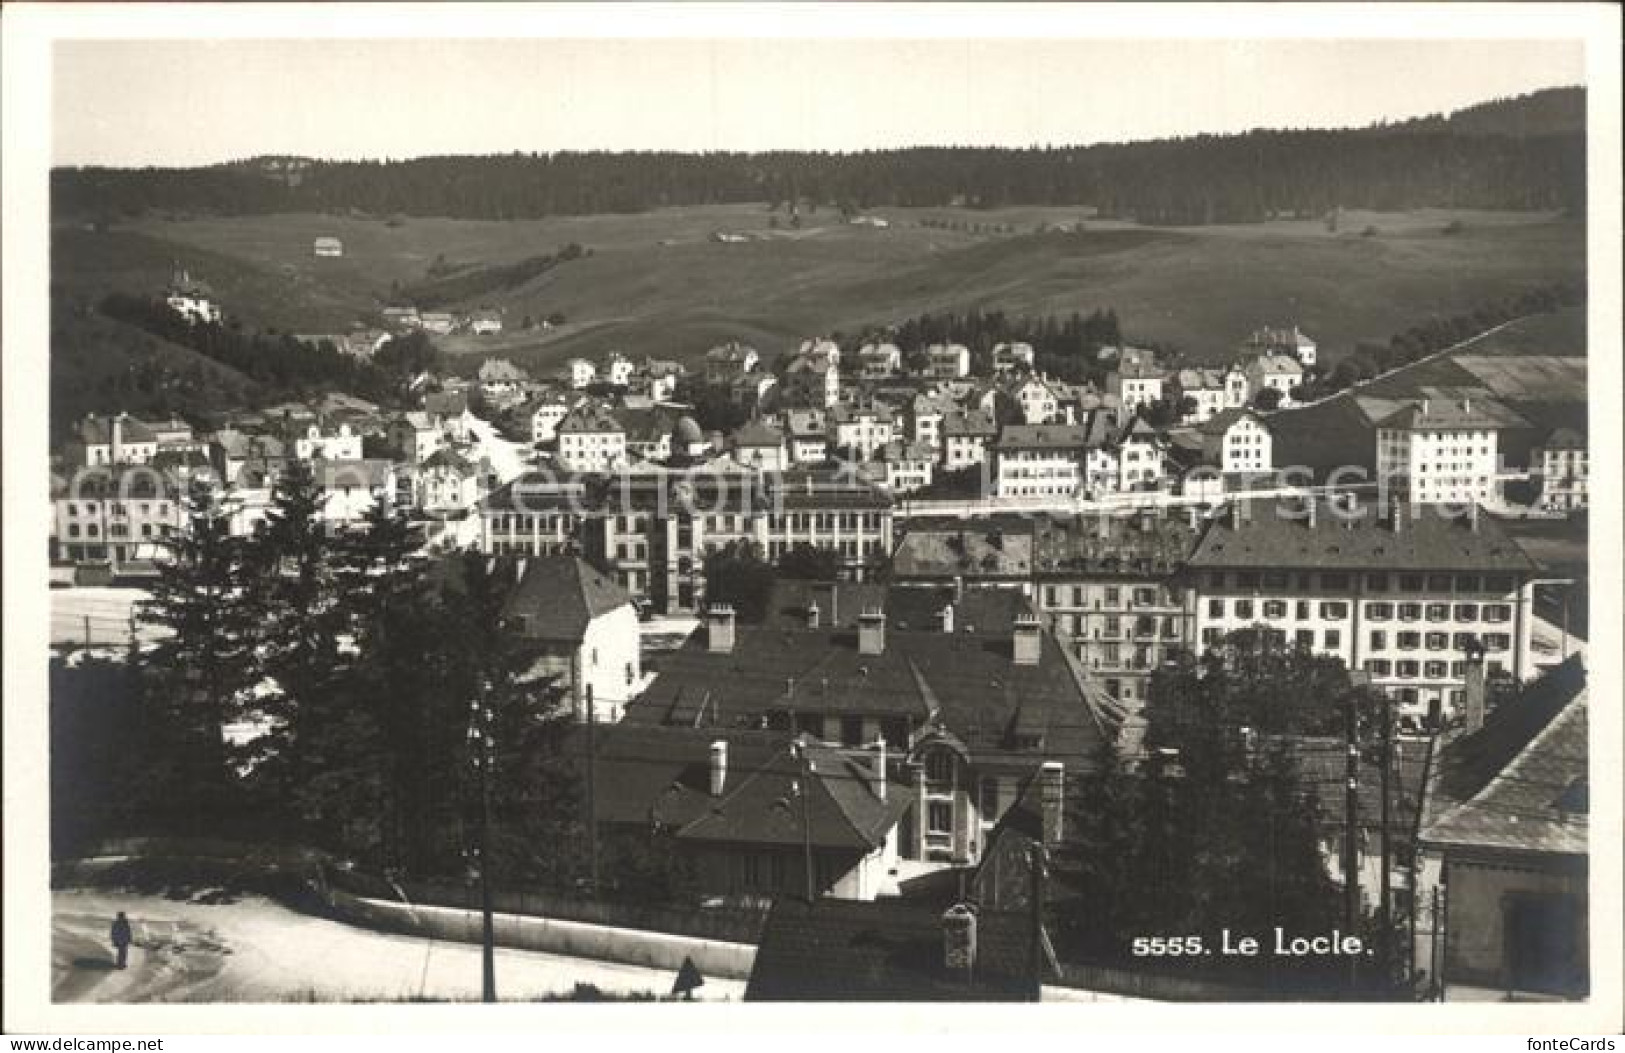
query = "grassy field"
xmin=54 ymin=204 xmax=1584 ymax=378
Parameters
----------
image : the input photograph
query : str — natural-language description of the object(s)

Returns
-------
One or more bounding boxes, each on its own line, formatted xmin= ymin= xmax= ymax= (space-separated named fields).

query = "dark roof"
xmin=500 ymin=554 xmax=632 ymax=642
xmin=424 ymin=390 xmax=469 ymax=417
xmin=1541 ymin=426 xmax=1586 ymax=449
xmin=891 ymin=518 xmax=1035 ymax=580
xmin=746 ymin=898 xmax=1037 ymax=1001
xmin=1185 ymin=498 xmax=1538 ymax=572
xmin=941 ymin=409 xmax=997 ymax=438
xmin=625 ymin=624 xmax=1109 ymax=770
xmin=1374 ymin=396 xmax=1528 ymax=431
xmin=1030 ymin=511 xmax=1201 ymax=578
xmin=996 ymin=424 xmax=1088 ymax=451
xmin=676 ymin=735 xmax=908 ymax=851
xmin=559 ymin=402 xmax=624 ymax=435
xmin=1284 ymin=736 xmax=1430 ymax=836
xmin=761 ymin=581 xmax=1033 ymax=635
xmin=733 ymin=420 xmax=785 ymax=447
xmin=1197 ymin=406 xmax=1266 ymax=436
xmin=1419 ymin=655 xmax=1587 ymax=856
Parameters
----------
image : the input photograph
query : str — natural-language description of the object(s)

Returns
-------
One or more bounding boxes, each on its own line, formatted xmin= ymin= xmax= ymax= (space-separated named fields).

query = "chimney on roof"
xmin=873 ymin=735 xmax=888 ymax=801
xmin=1462 ymin=644 xmax=1488 ymax=732
xmin=1390 ymin=496 xmax=1405 ymax=534
xmin=1013 ymin=614 xmax=1042 ymax=666
xmin=806 ymin=601 xmax=821 ymax=630
xmin=1040 ymin=762 xmax=1065 ymax=844
xmin=111 ymin=413 xmax=125 ymax=464
xmin=709 ymin=740 xmax=728 ymax=796
xmin=1306 ymin=495 xmax=1317 ymax=528
xmin=940 ymin=603 xmax=955 ymax=634
xmin=707 ymin=604 xmax=736 ymax=654
xmin=1462 ymin=397 xmax=1471 ymax=414
xmin=1420 ymin=398 xmax=1430 ymax=416
xmin=1468 ymin=501 xmax=1480 ymax=533
xmin=859 ymin=606 xmax=886 ymax=655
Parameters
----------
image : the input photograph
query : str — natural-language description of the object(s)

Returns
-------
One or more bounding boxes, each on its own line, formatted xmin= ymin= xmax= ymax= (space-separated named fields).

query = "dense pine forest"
xmin=53 ymin=89 xmax=1585 ymax=224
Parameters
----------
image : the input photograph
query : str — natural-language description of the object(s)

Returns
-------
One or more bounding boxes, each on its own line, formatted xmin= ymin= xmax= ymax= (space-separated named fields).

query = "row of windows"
xmin=1369 ymin=630 xmax=1512 ymax=652
xmin=1203 ymin=627 xmax=1341 ymax=650
xmin=1207 ymin=570 xmax=1516 ymax=593
xmin=1366 ymin=658 xmax=1504 ymax=679
xmin=1209 ymin=598 xmax=1350 ymax=621
xmin=1366 ymin=601 xmax=1512 ymax=623
xmin=64 ymin=502 xmax=171 ymax=517
xmin=65 ymin=523 xmax=168 ymax=539
xmin=1043 ymin=585 xmax=1165 ymax=609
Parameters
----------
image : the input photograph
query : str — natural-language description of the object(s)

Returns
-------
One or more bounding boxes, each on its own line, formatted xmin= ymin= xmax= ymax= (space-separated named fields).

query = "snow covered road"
xmin=53 ymin=889 xmax=743 ymax=1003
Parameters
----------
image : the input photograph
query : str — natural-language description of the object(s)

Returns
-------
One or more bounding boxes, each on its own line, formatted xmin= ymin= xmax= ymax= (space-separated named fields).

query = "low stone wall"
xmin=328 ymin=890 xmax=758 ymax=981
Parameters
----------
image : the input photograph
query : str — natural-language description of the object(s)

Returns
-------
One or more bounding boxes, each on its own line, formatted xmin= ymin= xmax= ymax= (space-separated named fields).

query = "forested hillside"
xmin=53 ymin=89 xmax=1585 ymax=224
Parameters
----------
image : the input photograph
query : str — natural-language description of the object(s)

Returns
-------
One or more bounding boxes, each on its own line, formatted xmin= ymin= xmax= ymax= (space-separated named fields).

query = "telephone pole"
xmin=468 ymin=692 xmax=497 ymax=1003
xmin=1378 ymin=690 xmax=1394 ymax=990
xmin=1344 ymin=688 xmax=1360 ymax=992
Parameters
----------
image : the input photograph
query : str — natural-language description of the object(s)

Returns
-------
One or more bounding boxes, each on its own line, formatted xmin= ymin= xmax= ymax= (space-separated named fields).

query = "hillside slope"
xmin=94 ymin=207 xmax=1585 ymax=377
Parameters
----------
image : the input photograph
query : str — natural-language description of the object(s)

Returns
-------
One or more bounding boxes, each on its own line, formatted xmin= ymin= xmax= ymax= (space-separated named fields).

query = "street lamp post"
xmin=468 ymin=694 xmax=497 ymax=1004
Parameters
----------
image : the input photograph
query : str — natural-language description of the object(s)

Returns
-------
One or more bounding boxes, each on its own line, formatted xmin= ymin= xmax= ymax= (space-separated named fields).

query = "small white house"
xmin=313 ymin=236 xmax=344 ymax=258
xmin=295 ymin=421 xmax=363 ymax=462
xmin=567 ymin=358 xmax=597 ymax=390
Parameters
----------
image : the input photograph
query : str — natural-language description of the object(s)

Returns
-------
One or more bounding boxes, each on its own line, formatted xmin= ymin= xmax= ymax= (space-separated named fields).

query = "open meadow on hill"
xmin=53 ymin=204 xmax=1584 ymax=380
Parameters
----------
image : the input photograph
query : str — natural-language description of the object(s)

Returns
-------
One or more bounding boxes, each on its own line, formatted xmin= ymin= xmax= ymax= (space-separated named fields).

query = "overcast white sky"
xmin=52 ymin=34 xmax=1584 ymax=167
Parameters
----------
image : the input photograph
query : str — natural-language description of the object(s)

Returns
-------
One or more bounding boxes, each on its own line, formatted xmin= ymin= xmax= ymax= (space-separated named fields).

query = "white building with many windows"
xmin=994 ymin=424 xmax=1087 ymax=498
xmin=1374 ymin=395 xmax=1527 ymax=507
xmin=1533 ymin=427 xmax=1588 ymax=512
xmin=556 ymin=402 xmax=628 ymax=473
xmin=1185 ymin=498 xmax=1538 ymax=728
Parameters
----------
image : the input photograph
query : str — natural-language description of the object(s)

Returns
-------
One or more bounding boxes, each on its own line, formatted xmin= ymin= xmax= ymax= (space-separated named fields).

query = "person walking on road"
xmin=110 ymin=912 xmax=132 ymax=969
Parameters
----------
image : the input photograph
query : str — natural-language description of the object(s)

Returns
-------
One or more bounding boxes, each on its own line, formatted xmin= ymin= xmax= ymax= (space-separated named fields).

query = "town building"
xmin=732 ymin=420 xmax=789 ymax=472
xmin=874 ymin=440 xmax=936 ymax=494
xmin=940 ymin=409 xmax=998 ymax=471
xmin=627 ymin=597 xmax=1113 ymax=870
xmin=500 ymin=554 xmax=644 ymax=722
xmin=924 ymin=343 xmax=971 ymax=379
xmin=1412 ymin=655 xmax=1587 ymax=1000
xmin=1195 ymin=407 xmax=1274 ymax=476
xmin=556 ymin=402 xmax=628 ymax=473
xmin=782 ymin=354 xmax=841 ymax=409
xmin=1106 ymin=360 xmax=1166 ymax=416
xmin=1184 ymin=497 xmax=1539 ymax=728
xmin=470 ymin=310 xmax=502 ymax=336
xmin=1532 ymin=426 xmax=1588 ymax=512
xmin=856 ymin=341 xmax=902 ymax=379
xmin=603 ymin=352 xmax=635 ymax=388
xmin=1006 ymin=377 xmax=1061 ymax=425
xmin=784 ymin=409 xmax=831 ymax=464
xmin=412 ymin=448 xmax=485 ymax=514
xmin=704 ymin=341 xmax=760 ymax=383
xmin=994 ymin=424 xmax=1087 ymax=499
xmin=311 ymin=458 xmax=398 ymax=523
xmin=1244 ymin=354 xmax=1304 ymax=408
xmin=909 ymin=391 xmax=952 ymax=452
xmin=1246 ymin=325 xmax=1318 ymax=368
xmin=991 ymin=342 xmax=1035 ymax=376
xmin=388 ymin=411 xmax=445 ymax=464
xmin=164 ymin=270 xmax=221 ymax=324
xmin=586 ymin=725 xmax=906 ymax=904
xmin=1175 ymin=368 xmax=1230 ymax=424
xmin=1114 ymin=417 xmax=1166 ymax=492
xmin=292 ymin=420 xmax=363 ymax=462
xmin=54 ymin=465 xmax=185 ymax=569
xmin=313 ymin=236 xmax=344 ymax=258
xmin=829 ymin=402 xmax=896 ymax=461
xmin=478 ymin=358 xmax=530 ymax=401
xmin=69 ymin=414 xmax=160 ymax=468
xmin=566 ymin=358 xmax=597 ymax=390
xmin=1374 ymin=395 xmax=1528 ymax=507
xmin=419 ymin=312 xmax=457 ymax=336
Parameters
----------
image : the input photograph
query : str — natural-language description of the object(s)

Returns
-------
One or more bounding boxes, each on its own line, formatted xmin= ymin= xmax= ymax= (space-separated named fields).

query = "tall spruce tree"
xmin=138 ymin=479 xmax=262 ymax=811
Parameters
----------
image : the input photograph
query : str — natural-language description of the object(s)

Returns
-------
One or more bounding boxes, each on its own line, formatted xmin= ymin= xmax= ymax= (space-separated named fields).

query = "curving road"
xmin=53 ymin=889 xmax=743 ymax=1003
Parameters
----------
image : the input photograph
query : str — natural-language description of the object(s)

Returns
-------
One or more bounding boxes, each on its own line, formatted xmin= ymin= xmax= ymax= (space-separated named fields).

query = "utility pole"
xmin=1378 ymin=690 xmax=1393 ymax=991
xmin=586 ymin=684 xmax=599 ymax=896
xmin=1344 ymin=689 xmax=1361 ymax=993
xmin=468 ymin=691 xmax=497 ymax=1004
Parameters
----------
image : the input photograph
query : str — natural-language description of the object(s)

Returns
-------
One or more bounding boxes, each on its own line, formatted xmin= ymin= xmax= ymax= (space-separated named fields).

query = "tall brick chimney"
xmin=858 ymin=606 xmax=886 ymax=655
xmin=707 ymin=603 xmax=736 ymax=654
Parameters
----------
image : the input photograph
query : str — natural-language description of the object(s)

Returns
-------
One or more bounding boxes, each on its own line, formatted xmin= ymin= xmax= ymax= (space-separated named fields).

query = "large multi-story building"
xmin=1106 ymin=360 xmax=1166 ymax=416
xmin=1374 ymin=395 xmax=1527 ymax=507
xmin=1183 ymin=497 xmax=1538 ymax=727
xmin=556 ymin=402 xmax=628 ymax=473
xmin=941 ymin=409 xmax=997 ymax=471
xmin=994 ymin=424 xmax=1087 ymax=498
xmin=480 ymin=467 xmax=893 ymax=613
xmin=626 ymin=593 xmax=1113 ymax=869
xmin=1532 ymin=426 xmax=1588 ymax=512
xmin=54 ymin=465 xmax=185 ymax=567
